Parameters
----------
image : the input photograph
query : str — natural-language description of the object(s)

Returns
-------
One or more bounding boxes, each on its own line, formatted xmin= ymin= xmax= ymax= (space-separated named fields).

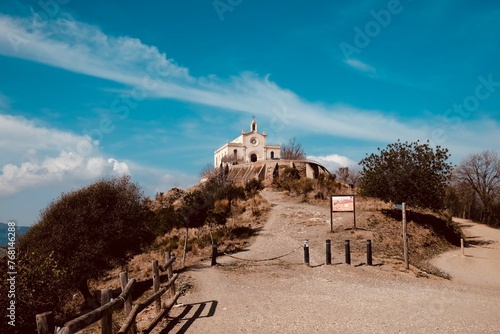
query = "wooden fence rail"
xmin=36 ymin=253 xmax=180 ymax=334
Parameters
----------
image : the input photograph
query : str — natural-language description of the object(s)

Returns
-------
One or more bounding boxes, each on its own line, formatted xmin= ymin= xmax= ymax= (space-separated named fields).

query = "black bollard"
xmin=211 ymin=243 xmax=217 ymax=266
xmin=366 ymin=239 xmax=372 ymax=266
xmin=326 ymin=239 xmax=332 ymax=265
xmin=345 ymin=240 xmax=351 ymax=265
xmin=303 ymin=240 xmax=310 ymax=266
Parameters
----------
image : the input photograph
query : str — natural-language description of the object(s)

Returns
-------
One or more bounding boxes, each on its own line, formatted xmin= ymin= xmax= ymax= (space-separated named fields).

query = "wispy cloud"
xmin=0 ymin=14 xmax=418 ymax=143
xmin=344 ymin=58 xmax=377 ymax=75
xmin=0 ymin=13 xmax=498 ymax=164
xmin=0 ymin=14 xmax=191 ymax=85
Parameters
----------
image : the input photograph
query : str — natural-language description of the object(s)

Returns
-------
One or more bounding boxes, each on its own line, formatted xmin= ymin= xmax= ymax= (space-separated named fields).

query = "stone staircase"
xmin=227 ymin=162 xmax=266 ymax=184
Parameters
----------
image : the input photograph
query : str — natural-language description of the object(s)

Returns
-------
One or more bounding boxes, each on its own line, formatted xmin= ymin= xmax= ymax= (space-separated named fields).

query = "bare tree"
xmin=455 ymin=150 xmax=500 ymax=224
xmin=336 ymin=166 xmax=360 ymax=188
xmin=281 ymin=137 xmax=306 ymax=160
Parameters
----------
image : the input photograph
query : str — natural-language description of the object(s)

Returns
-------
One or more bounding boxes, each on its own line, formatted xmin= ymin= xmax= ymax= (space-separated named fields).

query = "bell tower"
xmin=250 ymin=117 xmax=257 ymax=132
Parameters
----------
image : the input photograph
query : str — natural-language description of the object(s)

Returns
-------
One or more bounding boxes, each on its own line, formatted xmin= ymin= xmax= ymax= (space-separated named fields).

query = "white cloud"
xmin=0 ymin=13 xmax=498 ymax=165
xmin=0 ymin=14 xmax=191 ymax=84
xmin=108 ymin=158 xmax=130 ymax=175
xmin=344 ymin=58 xmax=377 ymax=75
xmin=308 ymin=154 xmax=358 ymax=173
xmin=0 ymin=113 xmax=130 ymax=197
xmin=0 ymin=14 xmax=420 ymax=145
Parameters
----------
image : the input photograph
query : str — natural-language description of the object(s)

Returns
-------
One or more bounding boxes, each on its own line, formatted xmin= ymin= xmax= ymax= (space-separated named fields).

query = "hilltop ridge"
xmin=0 ymin=222 xmax=30 ymax=247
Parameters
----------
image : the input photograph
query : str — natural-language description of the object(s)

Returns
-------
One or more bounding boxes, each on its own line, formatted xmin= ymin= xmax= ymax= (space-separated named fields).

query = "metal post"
xmin=366 ymin=240 xmax=372 ymax=266
xmin=303 ymin=240 xmax=310 ymax=266
xmin=345 ymin=240 xmax=351 ymax=265
xmin=326 ymin=239 xmax=332 ymax=265
xmin=211 ymin=243 xmax=217 ymax=266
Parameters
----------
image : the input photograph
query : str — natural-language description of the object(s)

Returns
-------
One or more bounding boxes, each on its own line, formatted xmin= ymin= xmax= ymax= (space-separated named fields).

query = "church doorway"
xmin=250 ymin=154 xmax=257 ymax=162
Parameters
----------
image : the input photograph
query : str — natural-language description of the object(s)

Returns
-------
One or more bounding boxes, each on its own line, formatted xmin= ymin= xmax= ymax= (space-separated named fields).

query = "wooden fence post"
xmin=461 ymin=238 xmax=465 ymax=257
xmin=101 ymin=289 xmax=112 ymax=334
xmin=36 ymin=311 xmax=54 ymax=334
xmin=402 ymin=202 xmax=409 ymax=270
xmin=165 ymin=252 xmax=176 ymax=298
xmin=152 ymin=260 xmax=161 ymax=313
xmin=119 ymin=271 xmax=136 ymax=334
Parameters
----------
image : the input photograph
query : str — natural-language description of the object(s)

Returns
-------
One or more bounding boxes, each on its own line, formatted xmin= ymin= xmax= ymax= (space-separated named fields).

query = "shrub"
xmin=18 ymin=176 xmax=154 ymax=305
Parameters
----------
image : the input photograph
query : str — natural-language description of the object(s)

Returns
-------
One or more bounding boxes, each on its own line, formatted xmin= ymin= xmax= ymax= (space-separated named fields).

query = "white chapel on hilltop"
xmin=214 ymin=119 xmax=281 ymax=167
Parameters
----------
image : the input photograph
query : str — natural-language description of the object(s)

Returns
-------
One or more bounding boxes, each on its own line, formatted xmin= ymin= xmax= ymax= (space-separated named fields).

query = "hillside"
xmin=0 ymin=222 xmax=30 ymax=247
xmin=80 ymin=187 xmax=466 ymax=332
xmin=162 ymin=189 xmax=500 ymax=333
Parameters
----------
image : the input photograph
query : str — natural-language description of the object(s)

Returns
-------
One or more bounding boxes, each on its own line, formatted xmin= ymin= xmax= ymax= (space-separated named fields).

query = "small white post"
xmin=461 ymin=238 xmax=465 ymax=257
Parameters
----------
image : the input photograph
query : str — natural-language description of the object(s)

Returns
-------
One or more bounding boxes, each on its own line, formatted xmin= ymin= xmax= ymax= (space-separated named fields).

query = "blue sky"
xmin=1 ymin=0 xmax=499 ymax=226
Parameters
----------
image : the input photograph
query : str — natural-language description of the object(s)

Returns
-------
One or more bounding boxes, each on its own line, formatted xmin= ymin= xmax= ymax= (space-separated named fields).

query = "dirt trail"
xmin=158 ymin=191 xmax=500 ymax=333
xmin=431 ymin=218 xmax=500 ymax=288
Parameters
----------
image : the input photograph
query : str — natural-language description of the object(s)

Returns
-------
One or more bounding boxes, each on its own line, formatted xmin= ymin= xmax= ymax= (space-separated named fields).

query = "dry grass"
xmin=65 ymin=194 xmax=272 ymax=333
xmin=312 ymin=194 xmax=463 ymax=278
xmin=64 ymin=190 xmax=461 ymax=332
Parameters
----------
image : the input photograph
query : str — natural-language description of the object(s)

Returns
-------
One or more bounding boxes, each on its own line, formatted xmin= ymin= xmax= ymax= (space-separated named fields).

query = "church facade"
xmin=214 ymin=119 xmax=281 ymax=167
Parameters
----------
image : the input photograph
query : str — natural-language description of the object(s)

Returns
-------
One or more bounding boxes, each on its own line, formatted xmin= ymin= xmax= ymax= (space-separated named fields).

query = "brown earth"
xmin=431 ymin=218 xmax=500 ymax=288
xmin=150 ymin=190 xmax=500 ymax=333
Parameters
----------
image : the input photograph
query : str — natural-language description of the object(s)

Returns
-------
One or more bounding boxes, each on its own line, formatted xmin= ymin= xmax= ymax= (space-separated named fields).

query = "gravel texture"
xmin=156 ymin=190 xmax=500 ymax=333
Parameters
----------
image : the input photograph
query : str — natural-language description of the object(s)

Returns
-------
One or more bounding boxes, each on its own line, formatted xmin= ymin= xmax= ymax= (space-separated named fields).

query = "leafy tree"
xmin=445 ymin=181 xmax=480 ymax=220
xmin=0 ymin=251 xmax=70 ymax=333
xmin=358 ymin=140 xmax=453 ymax=210
xmin=18 ymin=176 xmax=153 ymax=305
xmin=281 ymin=137 xmax=306 ymax=160
xmin=177 ymin=166 xmax=246 ymax=266
xmin=147 ymin=204 xmax=183 ymax=236
xmin=454 ymin=150 xmax=500 ymax=225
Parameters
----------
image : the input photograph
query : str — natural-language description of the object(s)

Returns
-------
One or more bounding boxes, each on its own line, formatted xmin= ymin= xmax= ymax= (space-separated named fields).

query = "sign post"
xmin=403 ymin=202 xmax=409 ymax=270
xmin=331 ymin=195 xmax=356 ymax=232
xmin=395 ymin=203 xmax=409 ymax=270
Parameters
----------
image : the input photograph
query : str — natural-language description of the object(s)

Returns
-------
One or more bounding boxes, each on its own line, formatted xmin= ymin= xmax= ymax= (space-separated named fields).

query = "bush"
xmin=0 ymin=251 xmax=71 ymax=333
xmin=359 ymin=140 xmax=452 ymax=210
xmin=18 ymin=176 xmax=154 ymax=305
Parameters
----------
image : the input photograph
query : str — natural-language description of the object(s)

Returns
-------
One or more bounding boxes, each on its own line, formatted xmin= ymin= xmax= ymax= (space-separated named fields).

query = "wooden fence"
xmin=36 ymin=252 xmax=181 ymax=334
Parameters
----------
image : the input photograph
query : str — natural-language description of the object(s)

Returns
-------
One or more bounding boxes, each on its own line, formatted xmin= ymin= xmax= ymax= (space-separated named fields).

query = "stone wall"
xmin=225 ymin=159 xmax=330 ymax=184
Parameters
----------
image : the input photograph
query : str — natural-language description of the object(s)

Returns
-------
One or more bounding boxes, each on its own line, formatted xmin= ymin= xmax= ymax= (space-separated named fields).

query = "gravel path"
xmin=431 ymin=218 xmax=500 ymax=289
xmin=160 ymin=190 xmax=500 ymax=333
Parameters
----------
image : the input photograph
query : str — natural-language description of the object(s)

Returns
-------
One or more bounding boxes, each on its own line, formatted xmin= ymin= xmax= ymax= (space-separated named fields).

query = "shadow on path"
xmin=160 ymin=300 xmax=218 ymax=333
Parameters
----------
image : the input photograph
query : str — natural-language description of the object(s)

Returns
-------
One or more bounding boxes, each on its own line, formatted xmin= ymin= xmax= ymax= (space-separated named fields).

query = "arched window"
xmin=233 ymin=149 xmax=237 ymax=158
xmin=270 ymin=151 xmax=275 ymax=159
